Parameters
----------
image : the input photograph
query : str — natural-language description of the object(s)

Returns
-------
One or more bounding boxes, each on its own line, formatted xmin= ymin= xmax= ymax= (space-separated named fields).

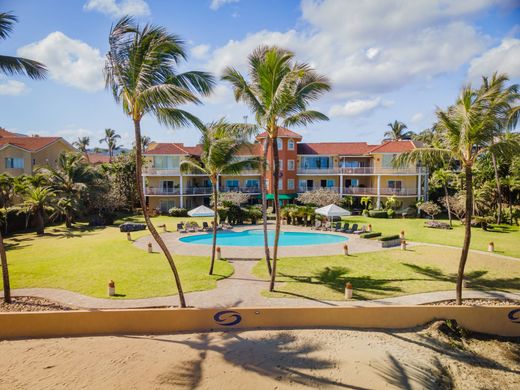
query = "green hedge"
xmin=168 ymin=207 xmax=188 ymax=217
xmin=360 ymin=232 xmax=382 ymax=239
xmin=368 ymin=210 xmax=389 ymax=218
xmin=378 ymin=234 xmax=400 ymax=242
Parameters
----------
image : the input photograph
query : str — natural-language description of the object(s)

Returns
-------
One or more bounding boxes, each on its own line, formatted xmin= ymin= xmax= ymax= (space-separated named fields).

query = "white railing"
xmin=183 ymin=187 xmax=213 ymax=195
xmin=143 ymin=168 xmax=181 ymax=176
xmin=221 ymin=186 xmax=261 ymax=194
xmin=297 ymin=186 xmax=340 ymax=193
xmin=297 ymin=166 xmax=423 ymax=175
xmin=343 ymin=187 xmax=417 ymax=196
xmin=146 ymin=187 xmax=181 ymax=195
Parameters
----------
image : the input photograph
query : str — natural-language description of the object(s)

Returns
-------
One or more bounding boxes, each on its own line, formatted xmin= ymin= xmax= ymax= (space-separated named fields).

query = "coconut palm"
xmin=99 ymin=129 xmax=121 ymax=162
xmin=180 ymin=119 xmax=259 ymax=275
xmin=395 ymin=77 xmax=520 ymax=304
xmin=73 ymin=136 xmax=91 ymax=161
xmin=502 ymin=175 xmax=520 ymax=225
xmin=430 ymin=167 xmax=457 ymax=227
xmin=223 ymin=45 xmax=330 ymax=291
xmin=141 ymin=135 xmax=151 ymax=151
xmin=385 ymin=120 xmax=414 ymax=140
xmin=104 ymin=16 xmax=215 ymax=307
xmin=21 ymin=186 xmax=56 ymax=235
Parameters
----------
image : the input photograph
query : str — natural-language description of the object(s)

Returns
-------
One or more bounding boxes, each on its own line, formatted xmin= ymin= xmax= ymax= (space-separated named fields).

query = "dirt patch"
xmin=0 ymin=297 xmax=75 ymax=312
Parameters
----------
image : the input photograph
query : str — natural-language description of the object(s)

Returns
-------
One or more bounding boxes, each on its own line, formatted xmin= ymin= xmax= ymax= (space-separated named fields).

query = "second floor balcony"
xmin=297 ymin=166 xmax=424 ymax=175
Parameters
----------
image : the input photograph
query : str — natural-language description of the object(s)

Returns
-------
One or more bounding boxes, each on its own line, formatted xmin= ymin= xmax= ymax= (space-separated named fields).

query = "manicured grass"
xmin=1 ymin=215 xmax=232 ymax=299
xmin=253 ymin=245 xmax=520 ymax=301
xmin=342 ymin=216 xmax=520 ymax=258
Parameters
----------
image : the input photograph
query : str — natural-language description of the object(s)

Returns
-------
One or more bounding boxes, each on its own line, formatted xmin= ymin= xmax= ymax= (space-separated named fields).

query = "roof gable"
xmin=368 ymin=140 xmax=418 ymax=154
xmin=297 ymin=142 xmax=371 ymax=155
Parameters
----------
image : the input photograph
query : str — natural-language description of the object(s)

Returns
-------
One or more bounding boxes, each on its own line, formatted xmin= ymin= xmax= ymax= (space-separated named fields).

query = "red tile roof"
xmin=297 ymin=142 xmax=372 ymax=155
xmin=0 ymin=136 xmax=62 ymax=152
xmin=87 ymin=153 xmax=111 ymax=164
xmin=0 ymin=128 xmax=20 ymax=137
xmin=144 ymin=143 xmax=191 ymax=155
xmin=257 ymin=127 xmax=303 ymax=140
xmin=368 ymin=140 xmax=418 ymax=153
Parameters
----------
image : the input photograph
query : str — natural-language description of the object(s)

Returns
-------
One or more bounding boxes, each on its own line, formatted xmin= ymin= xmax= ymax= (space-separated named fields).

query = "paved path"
xmin=3 ymin=259 xmax=519 ymax=309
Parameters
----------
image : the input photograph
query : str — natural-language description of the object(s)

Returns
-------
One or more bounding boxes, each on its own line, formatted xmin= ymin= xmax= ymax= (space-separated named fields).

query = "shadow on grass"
xmin=125 ymin=332 xmax=369 ymax=389
xmin=402 ymin=263 xmax=520 ymax=292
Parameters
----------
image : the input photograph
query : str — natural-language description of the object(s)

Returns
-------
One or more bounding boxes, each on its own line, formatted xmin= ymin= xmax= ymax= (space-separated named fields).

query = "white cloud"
xmin=191 ymin=44 xmax=211 ymax=60
xmin=210 ymin=0 xmax=239 ymax=11
xmin=204 ymin=0 xmax=494 ymax=96
xmin=0 ymin=80 xmax=27 ymax=96
xmin=410 ymin=112 xmax=424 ymax=124
xmin=468 ymin=38 xmax=520 ymax=80
xmin=84 ymin=0 xmax=150 ymax=17
xmin=17 ymin=32 xmax=105 ymax=92
xmin=329 ymin=97 xmax=385 ymax=117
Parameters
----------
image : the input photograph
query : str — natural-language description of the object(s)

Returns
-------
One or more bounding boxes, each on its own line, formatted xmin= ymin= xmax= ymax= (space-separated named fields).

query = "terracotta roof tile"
xmin=0 ymin=136 xmax=62 ymax=152
xmin=368 ymin=140 xmax=418 ymax=153
xmin=144 ymin=143 xmax=190 ymax=155
xmin=0 ymin=127 xmax=20 ymax=137
xmin=297 ymin=142 xmax=371 ymax=155
xmin=257 ymin=127 xmax=303 ymax=140
xmin=87 ymin=153 xmax=111 ymax=164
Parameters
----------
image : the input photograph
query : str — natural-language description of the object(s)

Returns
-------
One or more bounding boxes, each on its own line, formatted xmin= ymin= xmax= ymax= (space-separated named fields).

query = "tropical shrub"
xmin=387 ymin=209 xmax=396 ymax=218
xmin=168 ymin=207 xmax=188 ymax=217
xmin=368 ymin=210 xmax=389 ymax=218
xmin=418 ymin=201 xmax=441 ymax=219
xmin=378 ymin=234 xmax=400 ymax=241
xmin=362 ymin=209 xmax=369 ymax=217
xmin=246 ymin=206 xmax=262 ymax=224
xmin=297 ymin=188 xmax=341 ymax=207
xmin=360 ymin=232 xmax=382 ymax=239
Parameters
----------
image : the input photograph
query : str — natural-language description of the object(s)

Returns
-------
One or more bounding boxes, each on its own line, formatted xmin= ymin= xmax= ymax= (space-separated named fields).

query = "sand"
xmin=0 ymin=325 xmax=519 ymax=389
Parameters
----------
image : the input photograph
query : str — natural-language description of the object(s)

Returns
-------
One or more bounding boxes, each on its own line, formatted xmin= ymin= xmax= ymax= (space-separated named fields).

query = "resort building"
xmin=0 ymin=127 xmax=76 ymax=176
xmin=143 ymin=128 xmax=428 ymax=212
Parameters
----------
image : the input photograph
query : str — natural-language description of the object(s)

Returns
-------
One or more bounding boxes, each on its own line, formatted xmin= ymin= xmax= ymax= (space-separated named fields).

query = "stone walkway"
xmin=3 ymin=259 xmax=519 ymax=309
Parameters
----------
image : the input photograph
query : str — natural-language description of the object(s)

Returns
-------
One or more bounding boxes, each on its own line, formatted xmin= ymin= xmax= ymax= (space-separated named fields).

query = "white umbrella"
xmin=315 ymin=204 xmax=351 ymax=217
xmin=188 ymin=205 xmax=215 ymax=217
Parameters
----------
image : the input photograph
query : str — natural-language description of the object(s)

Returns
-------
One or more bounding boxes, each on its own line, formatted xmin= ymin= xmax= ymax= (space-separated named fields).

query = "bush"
xmin=168 ymin=207 xmax=188 ymax=217
xmin=368 ymin=210 xmax=389 ymax=218
xmin=387 ymin=209 xmax=395 ymax=218
xmin=378 ymin=234 xmax=400 ymax=241
xmin=418 ymin=201 xmax=441 ymax=219
xmin=362 ymin=209 xmax=369 ymax=217
xmin=360 ymin=232 xmax=382 ymax=239
xmin=246 ymin=206 xmax=262 ymax=224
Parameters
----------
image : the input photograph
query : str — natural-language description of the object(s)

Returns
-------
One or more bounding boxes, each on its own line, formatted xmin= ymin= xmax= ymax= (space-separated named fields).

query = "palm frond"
xmin=0 ymin=12 xmax=16 ymax=40
xmin=392 ymin=148 xmax=451 ymax=169
xmin=0 ymin=55 xmax=47 ymax=79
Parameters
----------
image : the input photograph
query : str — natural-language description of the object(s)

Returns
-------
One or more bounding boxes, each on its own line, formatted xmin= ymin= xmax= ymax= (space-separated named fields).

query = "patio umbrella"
xmin=187 ymin=205 xmax=215 ymax=217
xmin=315 ymin=204 xmax=351 ymax=218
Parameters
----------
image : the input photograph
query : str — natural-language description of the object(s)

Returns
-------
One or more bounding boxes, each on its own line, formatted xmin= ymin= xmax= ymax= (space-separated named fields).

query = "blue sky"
xmin=1 ymin=0 xmax=519 ymax=148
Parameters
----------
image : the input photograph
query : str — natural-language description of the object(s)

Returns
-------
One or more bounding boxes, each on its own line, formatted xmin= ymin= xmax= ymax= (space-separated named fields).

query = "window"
xmin=288 ymin=160 xmax=295 ymax=170
xmin=265 ymin=178 xmax=269 ymax=188
xmin=153 ymin=155 xmax=180 ymax=169
xmin=288 ymin=139 xmax=295 ymax=150
xmin=5 ymin=157 xmax=24 ymax=169
xmin=287 ymin=179 xmax=295 ymax=190
xmin=278 ymin=178 xmax=283 ymax=190
xmin=340 ymin=160 xmax=361 ymax=168
xmin=298 ymin=180 xmax=307 ymax=191
xmin=159 ymin=200 xmax=176 ymax=212
xmin=277 ymin=138 xmax=283 ymax=150
xmin=279 ymin=159 xmax=283 ymax=170
xmin=300 ymin=156 xmax=331 ymax=169
xmin=345 ymin=179 xmax=359 ymax=188
xmin=245 ymin=179 xmax=259 ymax=188
xmin=388 ymin=180 xmax=402 ymax=191
xmin=381 ymin=154 xmax=397 ymax=168
xmin=225 ymin=179 xmax=239 ymax=189
xmin=160 ymin=180 xmax=175 ymax=194
xmin=327 ymin=179 xmax=335 ymax=188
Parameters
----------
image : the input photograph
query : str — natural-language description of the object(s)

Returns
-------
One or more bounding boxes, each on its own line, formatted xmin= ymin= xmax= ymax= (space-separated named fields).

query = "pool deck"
xmin=133 ymin=223 xmax=383 ymax=258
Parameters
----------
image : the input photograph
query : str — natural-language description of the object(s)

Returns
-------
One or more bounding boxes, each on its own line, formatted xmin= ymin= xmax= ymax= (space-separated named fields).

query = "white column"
xmin=216 ymin=175 xmax=220 ymax=191
xmin=417 ymin=167 xmax=422 ymax=201
xmin=340 ymin=173 xmax=343 ymax=196
xmin=376 ymin=175 xmax=381 ymax=209
xmin=179 ymin=174 xmax=184 ymax=208
xmin=143 ymin=175 xmax=147 ymax=210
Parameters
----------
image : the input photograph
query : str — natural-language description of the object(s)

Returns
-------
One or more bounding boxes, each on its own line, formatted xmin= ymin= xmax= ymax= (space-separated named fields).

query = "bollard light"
xmin=401 ymin=239 xmax=407 ymax=251
xmin=162 ymin=224 xmax=167 ymax=233
xmin=488 ymin=241 xmax=494 ymax=253
xmin=126 ymin=232 xmax=131 ymax=241
xmin=343 ymin=243 xmax=349 ymax=256
xmin=216 ymin=246 xmax=221 ymax=260
xmin=399 ymin=230 xmax=405 ymax=240
xmin=147 ymin=242 xmax=153 ymax=253
xmin=345 ymin=282 xmax=353 ymax=300
xmin=108 ymin=280 xmax=116 ymax=296
xmin=368 ymin=224 xmax=372 ymax=232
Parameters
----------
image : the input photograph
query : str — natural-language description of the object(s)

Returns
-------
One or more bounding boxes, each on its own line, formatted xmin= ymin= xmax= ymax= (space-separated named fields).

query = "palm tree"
xmin=141 ymin=135 xmax=151 ymax=151
xmin=502 ymin=175 xmax=520 ymax=225
xmin=395 ymin=77 xmax=520 ymax=304
xmin=385 ymin=120 xmax=414 ymax=140
xmin=73 ymin=136 xmax=91 ymax=161
xmin=104 ymin=16 xmax=215 ymax=308
xmin=46 ymin=152 xmax=95 ymax=228
xmin=181 ymin=119 xmax=259 ymax=275
xmin=430 ymin=167 xmax=456 ymax=227
xmin=223 ymin=45 xmax=330 ymax=291
xmin=0 ymin=12 xmax=47 ymax=304
xmin=99 ymin=128 xmax=121 ymax=162
xmin=22 ymin=186 xmax=56 ymax=235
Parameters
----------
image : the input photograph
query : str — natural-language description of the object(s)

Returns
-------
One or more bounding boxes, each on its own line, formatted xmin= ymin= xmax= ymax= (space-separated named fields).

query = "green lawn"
xmin=1 ymin=215 xmax=232 ymax=299
xmin=341 ymin=216 xmax=520 ymax=258
xmin=252 ymin=245 xmax=520 ymax=301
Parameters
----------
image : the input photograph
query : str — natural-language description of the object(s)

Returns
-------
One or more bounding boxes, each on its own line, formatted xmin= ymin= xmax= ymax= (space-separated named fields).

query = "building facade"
xmin=143 ymin=128 xmax=428 ymax=212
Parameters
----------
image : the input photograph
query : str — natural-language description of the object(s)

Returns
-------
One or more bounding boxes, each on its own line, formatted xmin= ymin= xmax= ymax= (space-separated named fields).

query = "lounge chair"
xmin=177 ymin=223 xmax=186 ymax=233
xmin=311 ymin=220 xmax=322 ymax=230
xmin=202 ymin=221 xmax=211 ymax=231
xmin=222 ymin=222 xmax=233 ymax=230
xmin=191 ymin=222 xmax=204 ymax=232
xmin=186 ymin=222 xmax=196 ymax=233
xmin=323 ymin=221 xmax=332 ymax=231
xmin=341 ymin=222 xmax=350 ymax=233
xmin=333 ymin=222 xmax=342 ymax=231
xmin=346 ymin=223 xmax=358 ymax=234
xmin=354 ymin=225 xmax=367 ymax=234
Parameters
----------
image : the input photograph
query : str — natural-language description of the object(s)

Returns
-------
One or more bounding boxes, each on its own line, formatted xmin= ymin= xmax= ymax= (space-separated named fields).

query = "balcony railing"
xmin=143 ymin=168 xmax=181 ymax=176
xmin=297 ymin=186 xmax=340 ymax=193
xmin=146 ymin=187 xmax=181 ymax=195
xmin=220 ymin=186 xmax=261 ymax=193
xmin=297 ymin=167 xmax=424 ymax=175
xmin=343 ymin=187 xmax=418 ymax=196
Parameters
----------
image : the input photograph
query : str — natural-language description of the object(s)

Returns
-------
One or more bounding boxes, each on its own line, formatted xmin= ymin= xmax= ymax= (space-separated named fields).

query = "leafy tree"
xmin=105 ymin=151 xmax=140 ymax=210
xmin=213 ymin=191 xmax=251 ymax=207
xmin=395 ymin=73 xmax=520 ymax=304
xmin=360 ymin=196 xmax=372 ymax=210
xmin=297 ymin=188 xmax=342 ymax=207
xmin=430 ymin=167 xmax=457 ymax=226
xmin=99 ymin=128 xmax=121 ymax=162
xmin=181 ymin=119 xmax=259 ymax=275
xmin=223 ymin=45 xmax=330 ymax=290
xmin=502 ymin=175 xmax=520 ymax=225
xmin=419 ymin=201 xmax=441 ymax=219
xmin=384 ymin=195 xmax=402 ymax=210
xmin=104 ymin=16 xmax=215 ymax=307
xmin=384 ymin=120 xmax=414 ymax=140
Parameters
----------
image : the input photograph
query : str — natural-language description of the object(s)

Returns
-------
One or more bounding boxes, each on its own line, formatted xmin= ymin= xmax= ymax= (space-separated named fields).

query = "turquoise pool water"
xmin=179 ymin=229 xmax=347 ymax=247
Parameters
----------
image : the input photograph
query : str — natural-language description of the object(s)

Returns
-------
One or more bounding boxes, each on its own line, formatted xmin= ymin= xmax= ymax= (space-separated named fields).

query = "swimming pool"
xmin=179 ymin=229 xmax=348 ymax=247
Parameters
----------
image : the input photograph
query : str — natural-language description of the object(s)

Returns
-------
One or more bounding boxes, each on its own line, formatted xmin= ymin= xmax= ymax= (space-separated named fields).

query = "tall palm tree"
xmin=0 ymin=12 xmax=47 ymax=304
xmin=141 ymin=135 xmax=151 ymax=151
xmin=73 ymin=136 xmax=91 ymax=161
xmin=395 ymin=77 xmax=520 ymax=304
xmin=223 ymin=45 xmax=330 ymax=291
xmin=430 ymin=167 xmax=456 ymax=227
xmin=99 ymin=128 xmax=121 ymax=162
xmin=502 ymin=175 xmax=520 ymax=225
xmin=22 ymin=186 xmax=56 ymax=235
xmin=181 ymin=119 xmax=259 ymax=275
xmin=385 ymin=120 xmax=414 ymax=140
xmin=104 ymin=16 xmax=215 ymax=308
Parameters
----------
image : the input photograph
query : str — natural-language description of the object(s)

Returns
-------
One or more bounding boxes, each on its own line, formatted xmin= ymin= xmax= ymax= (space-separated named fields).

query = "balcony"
xmin=297 ymin=186 xmax=341 ymax=193
xmin=343 ymin=187 xmax=418 ymax=196
xmin=146 ymin=187 xmax=181 ymax=195
xmin=297 ymin=167 xmax=423 ymax=175
xmin=220 ymin=186 xmax=261 ymax=194
xmin=143 ymin=168 xmax=181 ymax=176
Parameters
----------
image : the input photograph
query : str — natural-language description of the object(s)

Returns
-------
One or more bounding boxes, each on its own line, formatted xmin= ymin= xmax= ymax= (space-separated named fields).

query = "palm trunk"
xmin=491 ymin=152 xmax=501 ymax=224
xmin=209 ymin=183 xmax=218 ymax=275
xmin=134 ymin=119 xmax=186 ymax=307
xmin=456 ymin=165 xmax=473 ymax=305
xmin=444 ymin=184 xmax=452 ymax=227
xmin=0 ymin=229 xmax=11 ymax=303
xmin=510 ymin=191 xmax=513 ymax=225
xmin=269 ymin=135 xmax=281 ymax=292
xmin=260 ymin=138 xmax=272 ymax=275
xmin=36 ymin=209 xmax=45 ymax=235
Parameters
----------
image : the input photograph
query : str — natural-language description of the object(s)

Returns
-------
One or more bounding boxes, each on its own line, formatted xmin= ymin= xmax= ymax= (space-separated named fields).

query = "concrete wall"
xmin=33 ymin=140 xmax=75 ymax=170
xmin=1 ymin=306 xmax=519 ymax=340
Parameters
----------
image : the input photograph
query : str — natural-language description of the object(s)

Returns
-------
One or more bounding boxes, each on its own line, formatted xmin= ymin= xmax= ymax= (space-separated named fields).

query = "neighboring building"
xmin=143 ymin=128 xmax=428 ymax=212
xmin=0 ymin=127 xmax=76 ymax=176
xmin=87 ymin=153 xmax=111 ymax=165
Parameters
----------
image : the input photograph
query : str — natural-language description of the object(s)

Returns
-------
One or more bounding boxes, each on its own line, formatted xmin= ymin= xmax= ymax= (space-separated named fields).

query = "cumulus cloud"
xmin=204 ymin=0 xmax=494 ymax=97
xmin=210 ymin=0 xmax=239 ymax=11
xmin=84 ymin=0 xmax=150 ymax=17
xmin=329 ymin=97 xmax=388 ymax=117
xmin=191 ymin=44 xmax=211 ymax=60
xmin=0 ymin=79 xmax=27 ymax=96
xmin=468 ymin=38 xmax=520 ymax=80
xmin=17 ymin=32 xmax=105 ymax=92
